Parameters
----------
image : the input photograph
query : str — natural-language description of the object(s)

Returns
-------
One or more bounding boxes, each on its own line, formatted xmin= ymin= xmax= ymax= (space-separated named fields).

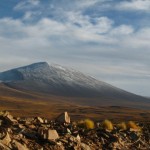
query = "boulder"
xmin=38 ymin=128 xmax=59 ymax=140
xmin=56 ymin=112 xmax=70 ymax=124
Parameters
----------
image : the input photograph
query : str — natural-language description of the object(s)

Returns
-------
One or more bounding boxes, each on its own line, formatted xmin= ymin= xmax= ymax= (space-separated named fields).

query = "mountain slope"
xmin=0 ymin=62 xmax=150 ymax=121
xmin=0 ymin=62 xmax=149 ymax=104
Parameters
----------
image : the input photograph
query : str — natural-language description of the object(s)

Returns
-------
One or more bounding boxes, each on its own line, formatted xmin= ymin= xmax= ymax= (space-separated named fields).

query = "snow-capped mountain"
xmin=0 ymin=62 xmax=148 ymax=102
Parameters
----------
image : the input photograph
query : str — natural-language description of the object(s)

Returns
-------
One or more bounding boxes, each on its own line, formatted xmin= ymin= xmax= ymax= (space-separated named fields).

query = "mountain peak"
xmin=32 ymin=62 xmax=48 ymax=66
xmin=19 ymin=62 xmax=49 ymax=69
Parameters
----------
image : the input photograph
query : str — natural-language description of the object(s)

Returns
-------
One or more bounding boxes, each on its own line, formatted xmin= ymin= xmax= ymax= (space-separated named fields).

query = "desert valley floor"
xmin=0 ymin=83 xmax=150 ymax=122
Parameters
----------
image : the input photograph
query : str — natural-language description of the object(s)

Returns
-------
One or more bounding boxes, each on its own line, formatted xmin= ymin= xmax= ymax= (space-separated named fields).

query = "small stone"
xmin=0 ymin=111 xmax=17 ymax=125
xmin=112 ymin=142 xmax=120 ymax=149
xmin=27 ymin=124 xmax=36 ymax=129
xmin=0 ymin=142 xmax=11 ymax=150
xmin=80 ymin=143 xmax=91 ymax=150
xmin=67 ymin=128 xmax=71 ymax=134
xmin=59 ymin=139 xmax=68 ymax=144
xmin=69 ymin=136 xmax=74 ymax=142
xmin=0 ymin=128 xmax=6 ymax=139
xmin=57 ymin=141 xmax=62 ymax=146
xmin=13 ymin=140 xmax=29 ymax=150
xmin=47 ymin=130 xmax=59 ymax=140
xmin=18 ymin=124 xmax=25 ymax=129
xmin=13 ymin=133 xmax=23 ymax=140
xmin=96 ymin=122 xmax=100 ymax=128
xmin=76 ymin=134 xmax=81 ymax=142
xmin=6 ymin=113 xmax=17 ymax=123
xmin=0 ymin=132 xmax=11 ymax=146
xmin=100 ymin=137 xmax=105 ymax=145
xmin=36 ymin=117 xmax=44 ymax=124
xmin=0 ymin=111 xmax=9 ymax=117
xmin=44 ymin=119 xmax=48 ymax=124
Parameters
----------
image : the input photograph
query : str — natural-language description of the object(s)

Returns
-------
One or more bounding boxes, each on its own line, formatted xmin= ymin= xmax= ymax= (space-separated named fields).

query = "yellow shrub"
xmin=77 ymin=119 xmax=95 ymax=129
xmin=117 ymin=122 xmax=127 ymax=130
xmin=84 ymin=119 xmax=95 ymax=129
xmin=127 ymin=121 xmax=141 ymax=130
xmin=102 ymin=119 xmax=113 ymax=131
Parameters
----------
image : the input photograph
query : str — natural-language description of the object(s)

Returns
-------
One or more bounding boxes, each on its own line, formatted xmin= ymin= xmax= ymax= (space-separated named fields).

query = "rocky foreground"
xmin=0 ymin=111 xmax=149 ymax=150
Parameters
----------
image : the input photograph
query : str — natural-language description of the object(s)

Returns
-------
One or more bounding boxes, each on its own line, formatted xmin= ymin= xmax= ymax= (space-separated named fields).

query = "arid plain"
xmin=1 ymin=83 xmax=150 ymax=122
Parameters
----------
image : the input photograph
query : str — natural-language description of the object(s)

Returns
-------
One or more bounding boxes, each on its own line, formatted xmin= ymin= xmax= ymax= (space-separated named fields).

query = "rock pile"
xmin=0 ymin=111 xmax=149 ymax=150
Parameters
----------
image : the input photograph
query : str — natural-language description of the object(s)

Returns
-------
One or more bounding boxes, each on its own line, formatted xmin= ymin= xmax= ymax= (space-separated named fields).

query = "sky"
xmin=0 ymin=0 xmax=150 ymax=96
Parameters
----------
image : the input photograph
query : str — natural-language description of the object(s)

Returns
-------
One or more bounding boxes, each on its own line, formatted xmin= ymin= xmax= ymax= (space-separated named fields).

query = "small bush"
xmin=84 ymin=119 xmax=95 ymax=129
xmin=77 ymin=119 xmax=94 ymax=129
xmin=102 ymin=119 xmax=113 ymax=131
xmin=127 ymin=121 xmax=141 ymax=130
xmin=117 ymin=122 xmax=127 ymax=130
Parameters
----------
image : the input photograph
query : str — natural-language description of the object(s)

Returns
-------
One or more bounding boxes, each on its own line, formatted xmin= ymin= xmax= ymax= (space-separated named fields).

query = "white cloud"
xmin=119 ymin=27 xmax=150 ymax=50
xmin=110 ymin=25 xmax=134 ymax=35
xmin=75 ymin=0 xmax=100 ymax=8
xmin=23 ymin=11 xmax=33 ymax=20
xmin=23 ymin=11 xmax=38 ymax=20
xmin=65 ymin=12 xmax=113 ymax=42
xmin=14 ymin=0 xmax=40 ymax=10
xmin=0 ymin=16 xmax=149 ymax=66
xmin=29 ymin=0 xmax=40 ymax=6
xmin=136 ymin=28 xmax=150 ymax=39
xmin=116 ymin=0 xmax=150 ymax=12
xmin=0 ymin=15 xmax=149 ymax=57
xmin=90 ymin=17 xmax=113 ymax=34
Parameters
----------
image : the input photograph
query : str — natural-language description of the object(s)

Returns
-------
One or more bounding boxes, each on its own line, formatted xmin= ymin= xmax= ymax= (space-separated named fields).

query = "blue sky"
xmin=0 ymin=0 xmax=150 ymax=96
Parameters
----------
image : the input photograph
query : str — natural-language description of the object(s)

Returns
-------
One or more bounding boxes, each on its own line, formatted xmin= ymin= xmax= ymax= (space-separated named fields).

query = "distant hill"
xmin=0 ymin=62 xmax=149 ymax=109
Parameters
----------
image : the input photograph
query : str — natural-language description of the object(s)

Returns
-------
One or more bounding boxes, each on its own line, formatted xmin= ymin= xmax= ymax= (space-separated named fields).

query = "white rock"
xmin=36 ymin=117 xmax=44 ymax=123
xmin=56 ymin=112 xmax=70 ymax=123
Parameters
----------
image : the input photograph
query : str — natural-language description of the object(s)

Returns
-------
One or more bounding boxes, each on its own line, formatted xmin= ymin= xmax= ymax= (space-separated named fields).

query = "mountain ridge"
xmin=0 ymin=62 xmax=149 ymax=105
